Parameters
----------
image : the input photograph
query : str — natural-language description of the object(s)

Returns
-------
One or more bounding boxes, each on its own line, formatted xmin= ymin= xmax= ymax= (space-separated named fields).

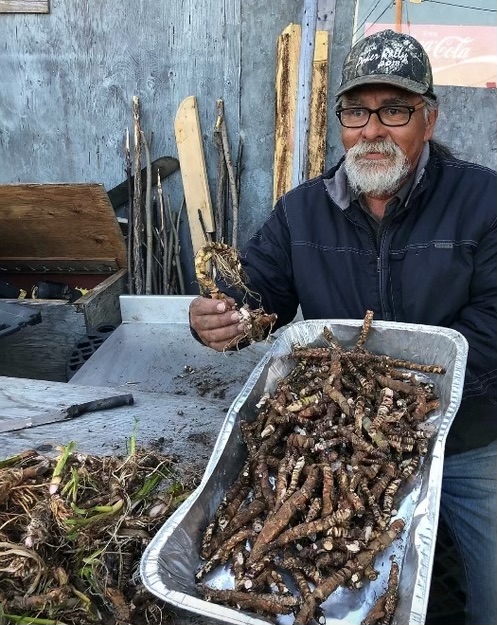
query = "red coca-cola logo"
xmin=422 ymin=36 xmax=472 ymax=61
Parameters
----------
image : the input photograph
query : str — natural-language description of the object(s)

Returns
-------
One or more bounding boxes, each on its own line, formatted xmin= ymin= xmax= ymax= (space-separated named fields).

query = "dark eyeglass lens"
xmin=339 ymin=109 xmax=369 ymax=127
xmin=378 ymin=106 xmax=411 ymax=125
xmin=339 ymin=106 xmax=412 ymax=127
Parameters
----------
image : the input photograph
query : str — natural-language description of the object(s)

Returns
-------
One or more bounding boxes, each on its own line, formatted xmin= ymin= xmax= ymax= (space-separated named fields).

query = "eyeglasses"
xmin=335 ymin=102 xmax=425 ymax=128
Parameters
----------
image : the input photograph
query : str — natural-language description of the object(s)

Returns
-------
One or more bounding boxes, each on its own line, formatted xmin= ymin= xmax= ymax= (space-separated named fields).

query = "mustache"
xmin=347 ymin=140 xmax=403 ymax=158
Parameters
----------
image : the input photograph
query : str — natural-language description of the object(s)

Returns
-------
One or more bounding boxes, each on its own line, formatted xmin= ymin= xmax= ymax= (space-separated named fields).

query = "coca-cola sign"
xmin=365 ymin=23 xmax=497 ymax=88
xmin=423 ymin=36 xmax=472 ymax=61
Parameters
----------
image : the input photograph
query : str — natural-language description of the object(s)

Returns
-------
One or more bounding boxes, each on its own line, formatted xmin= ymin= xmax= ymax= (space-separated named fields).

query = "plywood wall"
xmin=0 ymin=0 xmax=495 ymax=291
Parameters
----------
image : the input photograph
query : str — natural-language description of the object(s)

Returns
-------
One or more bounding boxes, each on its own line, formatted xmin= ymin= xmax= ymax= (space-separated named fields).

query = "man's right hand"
xmin=189 ymin=296 xmax=246 ymax=352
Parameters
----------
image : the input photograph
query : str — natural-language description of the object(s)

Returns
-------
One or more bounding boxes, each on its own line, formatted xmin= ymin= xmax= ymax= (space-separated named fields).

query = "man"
xmin=189 ymin=29 xmax=496 ymax=625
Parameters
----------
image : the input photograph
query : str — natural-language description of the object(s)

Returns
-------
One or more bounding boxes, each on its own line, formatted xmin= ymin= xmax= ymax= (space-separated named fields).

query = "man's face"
xmin=340 ymin=84 xmax=437 ymax=198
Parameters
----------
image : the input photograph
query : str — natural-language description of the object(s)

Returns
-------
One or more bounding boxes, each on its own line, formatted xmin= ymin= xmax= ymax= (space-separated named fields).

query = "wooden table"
xmin=0 ymin=296 xmax=277 ymax=624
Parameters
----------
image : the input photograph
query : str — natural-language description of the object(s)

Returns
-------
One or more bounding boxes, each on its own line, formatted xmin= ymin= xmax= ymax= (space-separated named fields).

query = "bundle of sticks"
xmin=213 ymin=99 xmax=243 ymax=248
xmin=126 ymin=96 xmax=185 ymax=296
xmin=196 ymin=311 xmax=445 ymax=625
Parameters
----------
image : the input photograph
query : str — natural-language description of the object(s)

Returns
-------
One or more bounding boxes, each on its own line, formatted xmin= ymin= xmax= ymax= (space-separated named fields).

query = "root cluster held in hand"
xmin=197 ymin=311 xmax=445 ymax=625
xmin=0 ymin=439 xmax=193 ymax=625
xmin=195 ymin=242 xmax=278 ymax=347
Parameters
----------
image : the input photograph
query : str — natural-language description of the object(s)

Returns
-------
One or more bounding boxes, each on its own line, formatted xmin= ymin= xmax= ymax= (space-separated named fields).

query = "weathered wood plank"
xmin=0 ymin=184 xmax=126 ymax=267
xmin=79 ymin=267 xmax=126 ymax=329
xmin=308 ymin=30 xmax=329 ymax=179
xmin=273 ymin=23 xmax=301 ymax=205
xmin=0 ymin=1 xmax=48 ymax=13
xmin=0 ymin=300 xmax=86 ymax=381
xmin=0 ymin=376 xmax=226 ymax=464
xmin=174 ymin=96 xmax=215 ymax=255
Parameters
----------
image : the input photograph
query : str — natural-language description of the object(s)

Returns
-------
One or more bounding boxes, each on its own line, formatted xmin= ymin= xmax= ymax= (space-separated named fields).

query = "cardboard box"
xmin=0 ymin=183 xmax=127 ymax=381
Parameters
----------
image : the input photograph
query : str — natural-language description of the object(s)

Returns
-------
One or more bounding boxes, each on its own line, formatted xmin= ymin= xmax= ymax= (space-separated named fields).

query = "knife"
xmin=0 ymin=393 xmax=134 ymax=434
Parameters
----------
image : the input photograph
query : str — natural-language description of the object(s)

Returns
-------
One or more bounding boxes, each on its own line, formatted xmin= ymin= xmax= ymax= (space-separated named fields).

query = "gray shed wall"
xmin=1 ymin=0 xmax=495 ymax=291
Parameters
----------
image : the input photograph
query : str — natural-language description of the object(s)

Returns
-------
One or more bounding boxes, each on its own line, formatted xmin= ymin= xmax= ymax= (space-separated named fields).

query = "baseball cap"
xmin=336 ymin=29 xmax=436 ymax=100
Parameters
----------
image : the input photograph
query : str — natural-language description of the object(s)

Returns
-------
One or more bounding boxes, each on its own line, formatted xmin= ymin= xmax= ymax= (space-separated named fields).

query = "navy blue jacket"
xmin=233 ymin=144 xmax=497 ymax=455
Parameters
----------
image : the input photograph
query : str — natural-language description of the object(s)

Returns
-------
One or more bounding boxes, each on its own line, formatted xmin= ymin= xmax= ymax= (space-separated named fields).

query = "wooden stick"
xmin=157 ymin=174 xmax=168 ymax=295
xmin=166 ymin=196 xmax=175 ymax=292
xmin=235 ymin=136 xmax=244 ymax=198
xmin=141 ymin=130 xmax=153 ymax=294
xmin=125 ymin=128 xmax=134 ymax=294
xmin=216 ymin=100 xmax=239 ymax=249
xmin=198 ymin=209 xmax=212 ymax=245
xmin=151 ymin=177 xmax=159 ymax=295
xmin=395 ymin=0 xmax=403 ymax=32
xmin=165 ymin=199 xmax=185 ymax=295
xmin=174 ymin=199 xmax=186 ymax=295
xmin=132 ymin=96 xmax=144 ymax=295
xmin=214 ymin=110 xmax=227 ymax=243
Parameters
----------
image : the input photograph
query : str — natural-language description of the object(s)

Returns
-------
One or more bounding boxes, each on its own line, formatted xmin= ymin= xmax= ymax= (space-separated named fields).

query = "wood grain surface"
xmin=0 ymin=374 xmax=251 ymax=625
xmin=175 ymin=96 xmax=215 ymax=255
xmin=308 ymin=30 xmax=329 ymax=179
xmin=0 ymin=184 xmax=126 ymax=267
xmin=273 ymin=23 xmax=301 ymax=205
xmin=0 ymin=1 xmax=48 ymax=13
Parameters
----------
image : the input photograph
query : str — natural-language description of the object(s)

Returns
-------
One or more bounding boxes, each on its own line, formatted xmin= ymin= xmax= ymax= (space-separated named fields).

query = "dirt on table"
xmin=173 ymin=364 xmax=231 ymax=400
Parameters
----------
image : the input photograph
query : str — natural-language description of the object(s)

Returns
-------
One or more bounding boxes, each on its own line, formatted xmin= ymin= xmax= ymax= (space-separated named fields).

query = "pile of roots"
xmin=197 ymin=311 xmax=445 ymax=625
xmin=0 ymin=436 xmax=193 ymax=625
xmin=194 ymin=242 xmax=278 ymax=347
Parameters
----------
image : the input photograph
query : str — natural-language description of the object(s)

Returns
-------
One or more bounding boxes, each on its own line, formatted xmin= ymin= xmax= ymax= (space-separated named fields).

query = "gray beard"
xmin=344 ymin=140 xmax=411 ymax=198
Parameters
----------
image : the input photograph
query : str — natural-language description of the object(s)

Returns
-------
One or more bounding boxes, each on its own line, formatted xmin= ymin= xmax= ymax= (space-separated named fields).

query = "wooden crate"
xmin=0 ymin=183 xmax=127 ymax=381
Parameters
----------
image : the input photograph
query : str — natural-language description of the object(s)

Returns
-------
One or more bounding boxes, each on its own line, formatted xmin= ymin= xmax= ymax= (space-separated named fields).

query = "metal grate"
xmin=66 ymin=324 xmax=116 ymax=380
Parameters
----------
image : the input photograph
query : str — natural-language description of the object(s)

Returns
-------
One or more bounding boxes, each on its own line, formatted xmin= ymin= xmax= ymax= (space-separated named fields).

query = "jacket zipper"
xmin=377 ymin=218 xmax=395 ymax=320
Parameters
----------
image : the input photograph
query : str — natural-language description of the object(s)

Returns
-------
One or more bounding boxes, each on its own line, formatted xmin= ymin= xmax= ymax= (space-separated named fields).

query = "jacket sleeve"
xmin=451 ymin=216 xmax=497 ymax=401
xmin=218 ymin=197 xmax=300 ymax=331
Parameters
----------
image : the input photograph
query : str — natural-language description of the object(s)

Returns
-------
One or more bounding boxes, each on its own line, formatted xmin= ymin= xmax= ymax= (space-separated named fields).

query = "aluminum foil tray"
xmin=141 ymin=320 xmax=468 ymax=625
